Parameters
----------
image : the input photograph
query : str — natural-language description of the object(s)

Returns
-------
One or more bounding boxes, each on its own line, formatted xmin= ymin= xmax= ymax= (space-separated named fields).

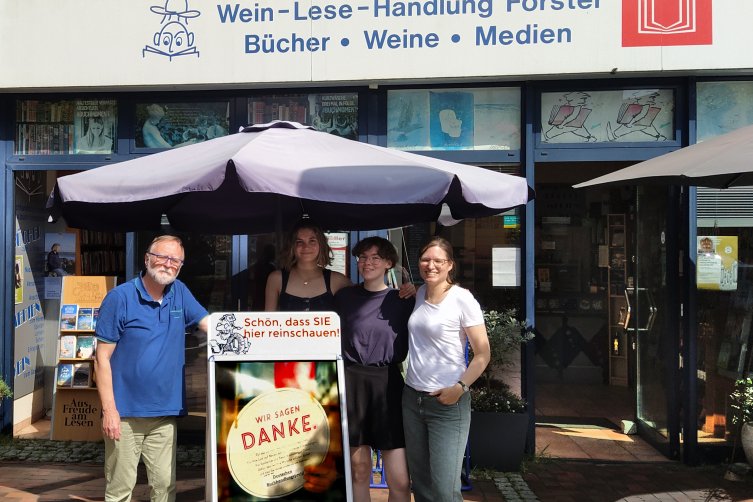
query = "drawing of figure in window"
xmin=543 ymin=91 xmax=595 ymax=142
xmin=606 ymin=91 xmax=667 ymax=141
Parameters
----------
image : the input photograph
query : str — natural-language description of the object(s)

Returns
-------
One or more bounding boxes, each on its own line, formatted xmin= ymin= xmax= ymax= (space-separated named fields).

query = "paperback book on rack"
xmin=72 ymin=362 xmax=92 ymax=388
xmin=76 ymin=336 xmax=96 ymax=359
xmin=59 ymin=335 xmax=77 ymax=359
xmin=60 ymin=304 xmax=78 ymax=331
xmin=57 ymin=363 xmax=74 ymax=387
xmin=77 ymin=308 xmax=94 ymax=331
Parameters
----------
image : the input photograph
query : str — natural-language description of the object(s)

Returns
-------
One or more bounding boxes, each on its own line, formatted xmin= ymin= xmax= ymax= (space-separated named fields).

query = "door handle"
xmin=623 ymin=287 xmax=657 ymax=332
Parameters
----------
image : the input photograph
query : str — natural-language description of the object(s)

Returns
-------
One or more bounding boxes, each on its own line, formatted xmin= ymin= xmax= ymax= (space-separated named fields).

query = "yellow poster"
xmin=14 ymin=255 xmax=23 ymax=304
xmin=697 ymin=236 xmax=738 ymax=291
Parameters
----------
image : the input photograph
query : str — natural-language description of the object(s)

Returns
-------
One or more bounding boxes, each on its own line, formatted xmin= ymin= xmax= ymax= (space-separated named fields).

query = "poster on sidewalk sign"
xmin=207 ymin=311 xmax=352 ymax=501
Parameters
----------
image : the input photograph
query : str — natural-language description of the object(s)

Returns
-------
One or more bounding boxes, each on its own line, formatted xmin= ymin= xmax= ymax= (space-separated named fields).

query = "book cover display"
xmin=59 ymin=335 xmax=77 ymax=359
xmin=57 ymin=364 xmax=74 ymax=387
xmin=76 ymin=336 xmax=96 ymax=359
xmin=60 ymin=304 xmax=78 ymax=330
xmin=72 ymin=362 xmax=92 ymax=388
xmin=77 ymin=308 xmax=94 ymax=331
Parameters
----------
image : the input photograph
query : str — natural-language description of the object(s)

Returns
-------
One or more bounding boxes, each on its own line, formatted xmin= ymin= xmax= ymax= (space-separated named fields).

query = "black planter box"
xmin=468 ymin=411 xmax=529 ymax=472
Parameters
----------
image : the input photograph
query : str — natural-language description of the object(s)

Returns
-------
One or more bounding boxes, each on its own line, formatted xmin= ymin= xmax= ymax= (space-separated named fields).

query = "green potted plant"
xmin=468 ymin=309 xmax=534 ymax=472
xmin=729 ymin=377 xmax=753 ymax=465
xmin=0 ymin=378 xmax=12 ymax=414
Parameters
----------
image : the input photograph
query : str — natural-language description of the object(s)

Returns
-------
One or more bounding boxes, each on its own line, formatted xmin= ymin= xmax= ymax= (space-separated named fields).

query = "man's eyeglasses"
xmin=147 ymin=252 xmax=184 ymax=267
xmin=419 ymin=258 xmax=449 ymax=267
xmin=357 ymin=255 xmax=384 ymax=264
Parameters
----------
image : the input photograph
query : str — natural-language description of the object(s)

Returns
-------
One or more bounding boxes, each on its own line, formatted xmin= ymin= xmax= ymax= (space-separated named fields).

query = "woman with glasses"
xmin=334 ymin=237 xmax=414 ymax=502
xmin=402 ymin=236 xmax=490 ymax=502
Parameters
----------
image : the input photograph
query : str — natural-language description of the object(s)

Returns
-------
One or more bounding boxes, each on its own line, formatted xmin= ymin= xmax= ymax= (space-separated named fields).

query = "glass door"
xmin=632 ymin=186 xmax=681 ymax=458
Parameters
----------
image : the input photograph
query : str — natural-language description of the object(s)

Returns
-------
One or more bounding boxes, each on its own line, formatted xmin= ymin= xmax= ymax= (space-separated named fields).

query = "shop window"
xmin=15 ymin=99 xmax=117 ymax=155
xmin=402 ymin=209 xmax=523 ymax=312
xmin=247 ymin=92 xmax=358 ymax=139
xmin=539 ymin=89 xmax=675 ymax=145
xmin=695 ymin=226 xmax=753 ymax=448
xmin=386 ymin=87 xmax=521 ymax=151
xmin=133 ymin=101 xmax=230 ymax=150
xmin=697 ymin=81 xmax=753 ymax=141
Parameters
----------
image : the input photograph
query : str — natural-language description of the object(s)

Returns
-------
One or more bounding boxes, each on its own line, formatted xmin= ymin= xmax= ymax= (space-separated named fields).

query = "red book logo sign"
xmin=622 ymin=0 xmax=712 ymax=47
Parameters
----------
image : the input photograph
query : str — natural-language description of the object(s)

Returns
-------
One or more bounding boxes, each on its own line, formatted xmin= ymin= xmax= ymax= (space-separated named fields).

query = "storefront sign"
xmin=2 ymin=1 xmax=752 ymax=89
xmin=207 ymin=311 xmax=351 ymax=501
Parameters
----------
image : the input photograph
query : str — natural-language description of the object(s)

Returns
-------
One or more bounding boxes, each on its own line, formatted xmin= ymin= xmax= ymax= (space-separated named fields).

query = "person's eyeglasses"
xmin=419 ymin=258 xmax=449 ymax=267
xmin=357 ymin=255 xmax=384 ymax=264
xmin=147 ymin=252 xmax=184 ymax=267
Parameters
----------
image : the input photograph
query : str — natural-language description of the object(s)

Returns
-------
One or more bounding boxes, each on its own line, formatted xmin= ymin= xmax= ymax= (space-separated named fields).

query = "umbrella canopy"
xmin=48 ymin=121 xmax=532 ymax=234
xmin=574 ymin=123 xmax=753 ymax=189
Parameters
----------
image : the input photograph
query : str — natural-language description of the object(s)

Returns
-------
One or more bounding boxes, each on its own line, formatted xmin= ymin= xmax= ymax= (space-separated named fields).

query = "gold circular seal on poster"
xmin=226 ymin=387 xmax=331 ymax=498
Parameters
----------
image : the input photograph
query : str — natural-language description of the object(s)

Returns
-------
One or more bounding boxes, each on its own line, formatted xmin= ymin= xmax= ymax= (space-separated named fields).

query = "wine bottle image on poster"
xmin=213 ymin=360 xmax=346 ymax=500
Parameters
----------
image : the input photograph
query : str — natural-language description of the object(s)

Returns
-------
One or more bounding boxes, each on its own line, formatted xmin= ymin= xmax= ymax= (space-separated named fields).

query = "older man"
xmin=95 ymin=235 xmax=208 ymax=502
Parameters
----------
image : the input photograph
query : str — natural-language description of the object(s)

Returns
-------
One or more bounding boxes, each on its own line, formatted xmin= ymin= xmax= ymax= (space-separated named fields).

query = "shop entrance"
xmin=533 ymin=163 xmax=666 ymax=461
xmin=632 ymin=185 xmax=681 ymax=458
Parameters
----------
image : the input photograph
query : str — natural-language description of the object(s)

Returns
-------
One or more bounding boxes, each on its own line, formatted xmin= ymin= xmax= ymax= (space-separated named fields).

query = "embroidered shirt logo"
xmin=622 ymin=0 xmax=712 ymax=47
xmin=143 ymin=0 xmax=201 ymax=60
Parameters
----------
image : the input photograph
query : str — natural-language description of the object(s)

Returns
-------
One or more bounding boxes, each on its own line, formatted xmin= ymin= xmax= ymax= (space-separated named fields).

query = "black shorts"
xmin=345 ymin=364 xmax=405 ymax=450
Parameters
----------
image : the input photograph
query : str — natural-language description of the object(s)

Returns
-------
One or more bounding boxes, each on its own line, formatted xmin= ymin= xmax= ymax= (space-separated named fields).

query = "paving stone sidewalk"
xmin=523 ymin=459 xmax=753 ymax=502
xmin=0 ymin=437 xmax=205 ymax=466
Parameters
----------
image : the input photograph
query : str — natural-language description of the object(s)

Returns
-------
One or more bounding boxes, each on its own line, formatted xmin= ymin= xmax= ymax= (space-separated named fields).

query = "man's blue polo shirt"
xmin=95 ymin=274 xmax=207 ymax=417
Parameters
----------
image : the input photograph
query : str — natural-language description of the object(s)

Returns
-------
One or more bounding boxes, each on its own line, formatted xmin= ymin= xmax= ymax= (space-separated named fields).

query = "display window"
xmin=247 ymin=93 xmax=359 ymax=139
xmin=133 ymin=101 xmax=230 ymax=150
xmin=386 ymin=87 xmax=521 ymax=151
xmin=15 ymin=99 xmax=118 ymax=155
xmin=539 ymin=89 xmax=675 ymax=145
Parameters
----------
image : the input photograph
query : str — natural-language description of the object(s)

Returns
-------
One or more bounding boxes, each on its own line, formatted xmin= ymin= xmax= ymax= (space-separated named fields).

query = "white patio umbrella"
xmin=48 ymin=121 xmax=532 ymax=234
xmin=574 ymin=123 xmax=753 ymax=189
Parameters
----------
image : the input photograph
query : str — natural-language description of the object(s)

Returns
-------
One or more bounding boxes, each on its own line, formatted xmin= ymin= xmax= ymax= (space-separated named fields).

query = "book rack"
xmin=51 ymin=275 xmax=116 ymax=441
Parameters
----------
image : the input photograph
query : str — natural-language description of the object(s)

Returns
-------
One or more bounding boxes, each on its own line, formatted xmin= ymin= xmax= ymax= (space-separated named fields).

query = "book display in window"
xmin=52 ymin=276 xmax=117 ymax=441
xmin=15 ymin=99 xmax=117 ymax=155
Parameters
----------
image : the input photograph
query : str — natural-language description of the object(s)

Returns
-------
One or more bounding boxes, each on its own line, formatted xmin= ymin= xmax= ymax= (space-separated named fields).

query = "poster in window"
xmin=247 ymin=93 xmax=359 ymax=139
xmin=697 ymin=235 xmax=738 ymax=291
xmin=44 ymin=232 xmax=76 ymax=277
xmin=135 ymin=102 xmax=230 ymax=149
xmin=14 ymin=255 xmax=23 ymax=304
xmin=73 ymin=99 xmax=117 ymax=154
xmin=540 ymin=89 xmax=674 ymax=144
xmin=388 ymin=87 xmax=521 ymax=151
xmin=324 ymin=232 xmax=348 ymax=277
xmin=430 ymin=91 xmax=474 ymax=149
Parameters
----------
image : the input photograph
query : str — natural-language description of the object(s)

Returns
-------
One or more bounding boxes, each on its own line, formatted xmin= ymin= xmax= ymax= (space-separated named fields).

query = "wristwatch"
xmin=457 ymin=380 xmax=469 ymax=393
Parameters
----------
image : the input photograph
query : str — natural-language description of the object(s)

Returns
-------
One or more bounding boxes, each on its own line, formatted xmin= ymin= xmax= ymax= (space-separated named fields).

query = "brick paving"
xmin=1 ymin=434 xmax=752 ymax=501
xmin=0 ymin=439 xmax=504 ymax=501
xmin=523 ymin=460 xmax=753 ymax=502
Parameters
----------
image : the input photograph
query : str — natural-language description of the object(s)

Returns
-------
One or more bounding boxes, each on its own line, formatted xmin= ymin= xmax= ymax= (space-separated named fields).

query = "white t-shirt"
xmin=405 ymin=284 xmax=484 ymax=392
